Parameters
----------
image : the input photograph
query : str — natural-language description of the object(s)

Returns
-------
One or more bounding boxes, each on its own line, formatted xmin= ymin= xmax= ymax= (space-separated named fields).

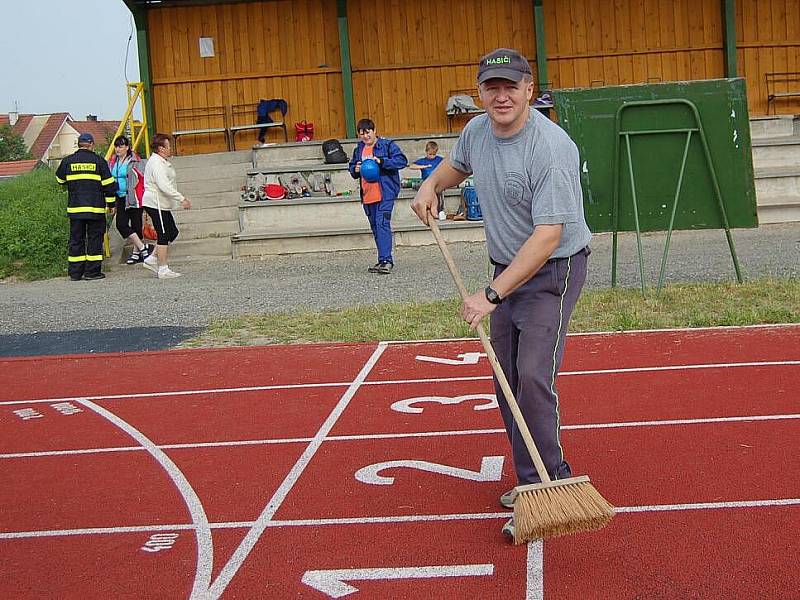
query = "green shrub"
xmin=0 ymin=167 xmax=69 ymax=279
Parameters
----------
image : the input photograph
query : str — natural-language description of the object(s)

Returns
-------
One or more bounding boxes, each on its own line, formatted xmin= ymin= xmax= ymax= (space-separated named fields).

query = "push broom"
xmin=427 ymin=215 xmax=614 ymax=544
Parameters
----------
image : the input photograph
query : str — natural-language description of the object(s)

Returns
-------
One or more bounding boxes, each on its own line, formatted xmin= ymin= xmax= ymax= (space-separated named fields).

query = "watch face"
xmin=485 ymin=286 xmax=501 ymax=304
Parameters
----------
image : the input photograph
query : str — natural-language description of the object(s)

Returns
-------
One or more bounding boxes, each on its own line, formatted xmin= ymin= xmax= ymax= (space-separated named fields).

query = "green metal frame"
xmin=130 ymin=5 xmax=156 ymax=141
xmin=533 ymin=0 xmax=548 ymax=90
xmin=610 ymin=99 xmax=743 ymax=295
xmin=337 ymin=0 xmax=356 ymax=138
xmin=722 ymin=0 xmax=737 ymax=78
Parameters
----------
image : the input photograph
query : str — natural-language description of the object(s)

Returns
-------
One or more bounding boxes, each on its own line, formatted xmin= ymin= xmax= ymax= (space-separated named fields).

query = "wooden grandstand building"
xmin=122 ymin=0 xmax=800 ymax=155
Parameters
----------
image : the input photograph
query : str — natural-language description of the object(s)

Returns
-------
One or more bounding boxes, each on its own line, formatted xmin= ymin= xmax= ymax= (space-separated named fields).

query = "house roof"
xmin=29 ymin=113 xmax=70 ymax=160
xmin=72 ymin=120 xmax=121 ymax=145
xmin=0 ymin=159 xmax=39 ymax=178
xmin=0 ymin=114 xmax=34 ymax=137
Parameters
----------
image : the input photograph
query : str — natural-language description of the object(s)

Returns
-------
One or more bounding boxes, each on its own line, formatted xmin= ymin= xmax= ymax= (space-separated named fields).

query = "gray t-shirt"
xmin=450 ymin=107 xmax=592 ymax=263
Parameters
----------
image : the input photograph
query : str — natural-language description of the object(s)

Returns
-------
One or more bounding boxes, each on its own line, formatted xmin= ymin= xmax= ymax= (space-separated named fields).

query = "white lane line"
xmin=382 ymin=323 xmax=800 ymax=344
xmin=563 ymin=413 xmax=800 ymax=430
xmin=78 ymin=399 xmax=213 ymax=600
xmin=5 ymin=497 xmax=800 ymax=541
xmin=206 ymin=342 xmax=388 ymax=599
xmin=0 ymin=380 xmax=351 ymax=406
xmin=615 ymin=498 xmax=800 ymax=513
xmin=526 ymin=540 xmax=544 ymax=600
xmin=6 ymin=412 xmax=800 ymax=460
xmin=2 ymin=360 xmax=797 ymax=407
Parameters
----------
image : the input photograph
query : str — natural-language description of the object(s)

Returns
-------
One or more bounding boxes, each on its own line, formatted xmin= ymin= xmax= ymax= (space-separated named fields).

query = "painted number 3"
xmin=390 ymin=394 xmax=498 ymax=414
xmin=140 ymin=533 xmax=179 ymax=553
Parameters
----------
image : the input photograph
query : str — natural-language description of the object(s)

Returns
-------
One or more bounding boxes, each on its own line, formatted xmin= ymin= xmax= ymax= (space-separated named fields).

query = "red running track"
xmin=1 ymin=324 xmax=798 ymax=599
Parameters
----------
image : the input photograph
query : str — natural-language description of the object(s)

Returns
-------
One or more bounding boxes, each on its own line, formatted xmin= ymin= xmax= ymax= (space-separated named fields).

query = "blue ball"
xmin=360 ymin=158 xmax=380 ymax=183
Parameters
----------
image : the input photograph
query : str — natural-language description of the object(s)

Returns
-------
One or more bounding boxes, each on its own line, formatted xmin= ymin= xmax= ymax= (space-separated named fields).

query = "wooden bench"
xmin=229 ymin=102 xmax=288 ymax=150
xmin=766 ymin=72 xmax=800 ymax=114
xmin=445 ymin=88 xmax=485 ymax=133
xmin=172 ymin=106 xmax=229 ymax=155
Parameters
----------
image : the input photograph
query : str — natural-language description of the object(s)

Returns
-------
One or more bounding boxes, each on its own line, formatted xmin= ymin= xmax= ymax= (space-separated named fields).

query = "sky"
xmin=0 ymin=0 xmax=139 ymax=121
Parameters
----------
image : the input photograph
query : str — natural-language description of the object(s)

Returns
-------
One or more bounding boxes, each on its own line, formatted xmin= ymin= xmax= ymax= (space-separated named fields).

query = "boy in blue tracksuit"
xmin=348 ymin=118 xmax=408 ymax=274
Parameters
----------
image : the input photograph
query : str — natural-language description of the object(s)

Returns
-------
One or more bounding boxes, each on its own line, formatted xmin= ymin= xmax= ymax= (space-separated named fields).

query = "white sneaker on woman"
xmin=158 ymin=267 xmax=181 ymax=279
xmin=142 ymin=255 xmax=158 ymax=274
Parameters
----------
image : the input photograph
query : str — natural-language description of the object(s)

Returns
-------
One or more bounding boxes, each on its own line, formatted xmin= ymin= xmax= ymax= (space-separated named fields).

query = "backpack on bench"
xmin=322 ymin=139 xmax=349 ymax=164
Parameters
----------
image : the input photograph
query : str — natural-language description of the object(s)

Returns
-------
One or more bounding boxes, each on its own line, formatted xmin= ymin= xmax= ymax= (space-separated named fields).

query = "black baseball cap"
xmin=477 ymin=48 xmax=532 ymax=84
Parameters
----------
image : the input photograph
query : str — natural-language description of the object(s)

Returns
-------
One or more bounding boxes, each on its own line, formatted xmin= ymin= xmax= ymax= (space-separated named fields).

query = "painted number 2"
xmin=355 ymin=456 xmax=504 ymax=485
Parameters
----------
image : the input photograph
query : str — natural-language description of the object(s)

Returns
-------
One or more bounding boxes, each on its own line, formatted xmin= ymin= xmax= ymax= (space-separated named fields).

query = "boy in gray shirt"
xmin=411 ymin=48 xmax=591 ymax=541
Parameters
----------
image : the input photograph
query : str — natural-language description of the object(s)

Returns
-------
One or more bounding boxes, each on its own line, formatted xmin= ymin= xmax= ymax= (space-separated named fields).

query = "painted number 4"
xmin=355 ymin=456 xmax=504 ymax=485
xmin=140 ymin=533 xmax=179 ymax=553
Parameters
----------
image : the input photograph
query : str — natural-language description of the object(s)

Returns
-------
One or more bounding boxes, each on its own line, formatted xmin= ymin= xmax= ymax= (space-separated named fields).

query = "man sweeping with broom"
xmin=412 ymin=48 xmax=613 ymax=543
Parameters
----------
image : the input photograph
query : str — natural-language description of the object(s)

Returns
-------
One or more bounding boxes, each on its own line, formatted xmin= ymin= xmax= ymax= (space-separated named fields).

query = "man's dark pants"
xmin=68 ymin=218 xmax=105 ymax=279
xmin=490 ymin=248 xmax=589 ymax=485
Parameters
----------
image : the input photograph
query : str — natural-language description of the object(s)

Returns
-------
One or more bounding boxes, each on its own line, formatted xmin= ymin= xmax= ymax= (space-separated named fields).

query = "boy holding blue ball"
xmin=349 ymin=118 xmax=408 ymax=274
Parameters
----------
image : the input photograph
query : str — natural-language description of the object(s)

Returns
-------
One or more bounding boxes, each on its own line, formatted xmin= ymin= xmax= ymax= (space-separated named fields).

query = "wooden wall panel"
xmin=545 ymin=0 xmax=725 ymax=90
xmin=148 ymin=0 xmax=343 ymax=154
xmin=143 ymin=0 xmax=800 ymax=154
xmin=346 ymin=0 xmax=537 ymax=135
xmin=736 ymin=0 xmax=800 ymax=115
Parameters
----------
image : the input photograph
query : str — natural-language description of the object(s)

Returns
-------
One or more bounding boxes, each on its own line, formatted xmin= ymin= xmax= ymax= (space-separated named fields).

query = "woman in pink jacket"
xmin=109 ymin=135 xmax=153 ymax=264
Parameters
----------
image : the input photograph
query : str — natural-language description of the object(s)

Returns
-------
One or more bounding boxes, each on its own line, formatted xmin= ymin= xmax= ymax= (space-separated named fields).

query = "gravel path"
xmin=1 ymin=223 xmax=798 ymax=336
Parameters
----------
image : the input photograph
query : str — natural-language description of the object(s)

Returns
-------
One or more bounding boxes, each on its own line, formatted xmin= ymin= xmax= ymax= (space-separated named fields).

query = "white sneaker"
xmin=142 ymin=255 xmax=158 ymax=273
xmin=158 ymin=268 xmax=181 ymax=279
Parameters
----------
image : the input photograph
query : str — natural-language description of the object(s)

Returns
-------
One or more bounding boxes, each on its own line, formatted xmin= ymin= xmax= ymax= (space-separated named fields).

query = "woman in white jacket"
xmin=141 ymin=134 xmax=191 ymax=279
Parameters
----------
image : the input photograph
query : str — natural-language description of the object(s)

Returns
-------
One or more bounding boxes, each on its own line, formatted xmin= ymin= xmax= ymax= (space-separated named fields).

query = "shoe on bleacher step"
xmin=500 ymin=489 xmax=516 ymax=509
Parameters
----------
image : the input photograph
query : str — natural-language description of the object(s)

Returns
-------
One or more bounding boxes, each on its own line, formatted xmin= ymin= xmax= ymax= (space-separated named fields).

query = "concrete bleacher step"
xmin=177 ymin=220 xmax=240 ymax=240
xmin=238 ymin=189 xmax=463 ymax=232
xmin=754 ymin=166 xmax=800 ymax=196
xmin=174 ymin=205 xmax=239 ymax=224
xmin=756 ymin=200 xmax=800 ymax=224
xmin=174 ymin=162 xmax=251 ymax=184
xmin=751 ymin=135 xmax=800 ymax=168
xmin=170 ymin=236 xmax=232 ymax=260
xmin=749 ymin=115 xmax=796 ymax=139
xmin=184 ymin=190 xmax=242 ymax=210
xmin=232 ymin=220 xmax=485 ymax=257
xmin=171 ymin=149 xmax=252 ymax=170
xmin=180 ymin=177 xmax=245 ymax=198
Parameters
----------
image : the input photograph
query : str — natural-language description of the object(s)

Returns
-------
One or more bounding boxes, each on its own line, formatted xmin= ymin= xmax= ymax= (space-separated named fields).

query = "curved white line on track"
xmin=79 ymin=399 xmax=213 ymax=599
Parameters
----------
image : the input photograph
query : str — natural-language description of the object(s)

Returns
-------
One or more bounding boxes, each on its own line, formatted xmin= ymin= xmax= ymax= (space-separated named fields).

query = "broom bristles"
xmin=512 ymin=479 xmax=615 ymax=545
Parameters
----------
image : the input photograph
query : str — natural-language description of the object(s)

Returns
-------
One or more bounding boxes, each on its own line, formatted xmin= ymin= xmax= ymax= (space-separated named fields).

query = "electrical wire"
xmin=124 ymin=14 xmax=134 ymax=84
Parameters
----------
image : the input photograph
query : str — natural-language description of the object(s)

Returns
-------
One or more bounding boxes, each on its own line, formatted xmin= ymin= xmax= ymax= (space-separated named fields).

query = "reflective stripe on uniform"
xmin=67 ymin=206 xmax=106 ymax=214
xmin=66 ymin=173 xmax=102 ymax=182
xmin=101 ymin=176 xmax=115 ymax=186
xmin=68 ymin=255 xmax=87 ymax=262
xmin=85 ymin=254 xmax=104 ymax=262
xmin=105 ymin=197 xmax=116 ymax=204
xmin=55 ymin=176 xmax=66 ymax=184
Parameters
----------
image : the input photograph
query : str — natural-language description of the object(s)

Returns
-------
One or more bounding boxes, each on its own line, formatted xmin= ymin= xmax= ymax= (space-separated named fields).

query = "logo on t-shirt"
xmin=504 ymin=173 xmax=527 ymax=207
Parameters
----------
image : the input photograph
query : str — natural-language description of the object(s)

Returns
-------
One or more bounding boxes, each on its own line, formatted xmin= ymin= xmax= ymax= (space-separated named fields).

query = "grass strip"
xmin=0 ymin=168 xmax=69 ymax=280
xmin=183 ymin=277 xmax=799 ymax=347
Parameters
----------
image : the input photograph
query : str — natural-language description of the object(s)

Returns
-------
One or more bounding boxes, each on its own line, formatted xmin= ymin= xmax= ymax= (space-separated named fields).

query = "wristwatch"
xmin=485 ymin=286 xmax=503 ymax=305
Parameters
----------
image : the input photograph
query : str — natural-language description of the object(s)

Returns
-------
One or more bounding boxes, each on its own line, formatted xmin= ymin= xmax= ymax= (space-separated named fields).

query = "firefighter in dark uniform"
xmin=56 ymin=133 xmax=117 ymax=281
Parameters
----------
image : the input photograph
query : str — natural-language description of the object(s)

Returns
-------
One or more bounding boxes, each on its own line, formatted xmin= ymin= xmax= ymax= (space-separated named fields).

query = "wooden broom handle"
xmin=428 ymin=216 xmax=551 ymax=483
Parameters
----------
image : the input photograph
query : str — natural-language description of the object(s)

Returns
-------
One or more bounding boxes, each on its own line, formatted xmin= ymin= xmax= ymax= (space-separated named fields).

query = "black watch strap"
xmin=485 ymin=286 xmax=502 ymax=304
